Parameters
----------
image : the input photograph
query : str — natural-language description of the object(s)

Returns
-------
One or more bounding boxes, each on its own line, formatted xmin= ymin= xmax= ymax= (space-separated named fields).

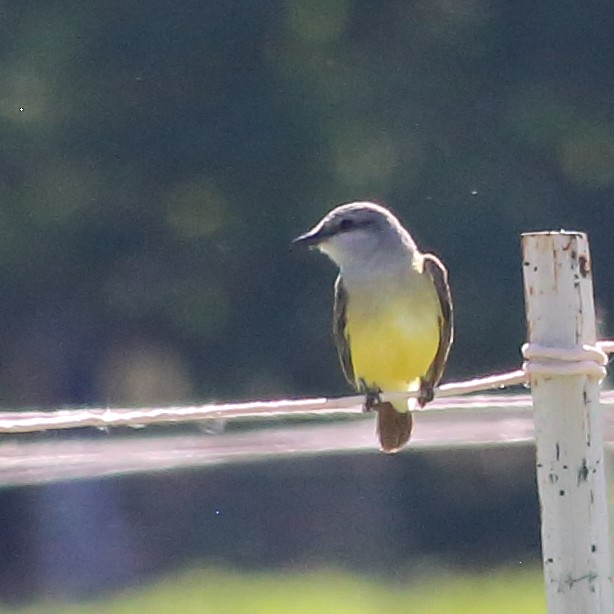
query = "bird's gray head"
xmin=293 ymin=201 xmax=416 ymax=276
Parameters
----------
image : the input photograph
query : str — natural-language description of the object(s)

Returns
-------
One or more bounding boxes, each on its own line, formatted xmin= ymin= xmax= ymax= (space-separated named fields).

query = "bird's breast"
xmin=344 ymin=273 xmax=440 ymax=392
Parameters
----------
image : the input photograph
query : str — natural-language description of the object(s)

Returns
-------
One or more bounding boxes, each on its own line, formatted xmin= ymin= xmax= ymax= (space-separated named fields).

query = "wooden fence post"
xmin=522 ymin=231 xmax=613 ymax=613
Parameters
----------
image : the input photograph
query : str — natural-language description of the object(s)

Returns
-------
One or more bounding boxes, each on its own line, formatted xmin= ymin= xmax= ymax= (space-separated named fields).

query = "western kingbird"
xmin=294 ymin=202 xmax=453 ymax=453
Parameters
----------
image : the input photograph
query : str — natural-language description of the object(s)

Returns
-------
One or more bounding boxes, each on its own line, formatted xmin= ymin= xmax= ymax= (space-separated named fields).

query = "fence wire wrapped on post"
xmin=522 ymin=231 xmax=613 ymax=614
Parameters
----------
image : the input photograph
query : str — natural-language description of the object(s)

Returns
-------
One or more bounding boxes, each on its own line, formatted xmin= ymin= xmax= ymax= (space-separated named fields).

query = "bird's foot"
xmin=359 ymin=379 xmax=382 ymax=413
xmin=417 ymin=378 xmax=435 ymax=408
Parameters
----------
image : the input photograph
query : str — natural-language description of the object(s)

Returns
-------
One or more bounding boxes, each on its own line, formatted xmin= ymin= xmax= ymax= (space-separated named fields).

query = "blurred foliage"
xmin=11 ymin=566 xmax=545 ymax=614
xmin=0 ymin=0 xmax=613 ymax=407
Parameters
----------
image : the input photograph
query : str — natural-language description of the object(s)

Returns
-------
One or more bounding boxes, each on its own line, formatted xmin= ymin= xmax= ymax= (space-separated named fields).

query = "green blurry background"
xmin=1 ymin=0 xmax=613 ymax=409
xmin=0 ymin=0 xmax=613 ymax=611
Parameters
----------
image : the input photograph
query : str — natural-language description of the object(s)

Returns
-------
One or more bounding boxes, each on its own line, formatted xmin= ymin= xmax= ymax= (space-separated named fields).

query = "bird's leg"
xmin=417 ymin=378 xmax=435 ymax=408
xmin=359 ymin=378 xmax=382 ymax=413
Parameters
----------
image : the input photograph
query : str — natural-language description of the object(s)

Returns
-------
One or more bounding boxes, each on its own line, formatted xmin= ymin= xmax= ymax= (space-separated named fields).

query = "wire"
xmin=0 ymin=341 xmax=611 ymax=434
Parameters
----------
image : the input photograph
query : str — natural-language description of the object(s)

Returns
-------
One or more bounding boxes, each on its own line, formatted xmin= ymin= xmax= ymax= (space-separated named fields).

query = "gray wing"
xmin=420 ymin=254 xmax=453 ymax=404
xmin=333 ymin=275 xmax=356 ymax=386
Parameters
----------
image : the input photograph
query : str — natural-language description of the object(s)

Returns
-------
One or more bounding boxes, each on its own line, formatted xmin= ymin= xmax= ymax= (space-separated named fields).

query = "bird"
xmin=294 ymin=201 xmax=453 ymax=453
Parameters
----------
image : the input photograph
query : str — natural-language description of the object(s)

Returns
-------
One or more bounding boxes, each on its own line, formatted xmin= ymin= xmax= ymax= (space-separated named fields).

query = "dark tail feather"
xmin=376 ymin=402 xmax=413 ymax=454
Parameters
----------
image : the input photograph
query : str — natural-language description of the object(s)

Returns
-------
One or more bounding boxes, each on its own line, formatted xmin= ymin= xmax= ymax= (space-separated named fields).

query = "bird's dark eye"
xmin=338 ymin=218 xmax=354 ymax=232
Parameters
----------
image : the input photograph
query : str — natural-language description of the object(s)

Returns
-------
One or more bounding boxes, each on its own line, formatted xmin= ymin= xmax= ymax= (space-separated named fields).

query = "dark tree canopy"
xmin=0 ymin=0 xmax=612 ymax=408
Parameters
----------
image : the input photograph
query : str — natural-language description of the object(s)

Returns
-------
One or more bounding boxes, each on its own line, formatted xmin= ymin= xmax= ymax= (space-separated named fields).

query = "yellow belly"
xmin=346 ymin=293 xmax=440 ymax=395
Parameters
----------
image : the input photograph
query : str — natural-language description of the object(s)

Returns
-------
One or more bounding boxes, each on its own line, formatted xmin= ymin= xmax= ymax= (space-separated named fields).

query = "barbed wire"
xmin=0 ymin=341 xmax=611 ymax=434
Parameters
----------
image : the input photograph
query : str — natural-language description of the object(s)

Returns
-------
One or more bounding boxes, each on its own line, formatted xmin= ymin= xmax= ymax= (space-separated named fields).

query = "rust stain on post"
xmin=579 ymin=255 xmax=591 ymax=278
xmin=578 ymin=459 xmax=590 ymax=484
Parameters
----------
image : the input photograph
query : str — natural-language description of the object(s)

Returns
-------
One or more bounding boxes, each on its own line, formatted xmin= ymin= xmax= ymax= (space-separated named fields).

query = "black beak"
xmin=292 ymin=227 xmax=323 ymax=248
